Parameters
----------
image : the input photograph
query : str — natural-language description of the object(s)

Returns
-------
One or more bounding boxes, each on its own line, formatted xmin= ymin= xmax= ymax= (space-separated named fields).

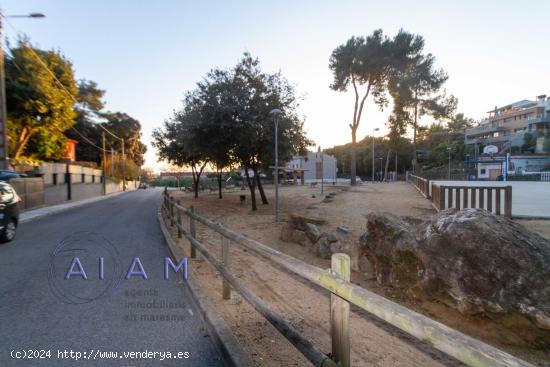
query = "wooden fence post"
xmin=505 ymin=186 xmax=512 ymax=218
xmin=189 ymin=206 xmax=197 ymax=258
xmin=169 ymin=196 xmax=175 ymax=227
xmin=176 ymin=199 xmax=182 ymax=238
xmin=221 ymin=218 xmax=231 ymax=300
xmin=438 ymin=185 xmax=445 ymax=211
xmin=330 ymin=253 xmax=350 ymax=367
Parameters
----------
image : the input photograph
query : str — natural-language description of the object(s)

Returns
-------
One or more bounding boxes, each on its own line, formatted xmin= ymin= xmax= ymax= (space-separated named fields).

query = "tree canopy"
xmin=6 ymin=40 xmax=77 ymax=160
xmin=329 ymin=29 xmax=428 ymax=184
xmin=153 ymin=53 xmax=311 ymax=208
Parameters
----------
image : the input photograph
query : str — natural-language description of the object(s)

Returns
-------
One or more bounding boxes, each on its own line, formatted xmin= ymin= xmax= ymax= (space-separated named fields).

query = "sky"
xmin=3 ymin=0 xmax=550 ymax=171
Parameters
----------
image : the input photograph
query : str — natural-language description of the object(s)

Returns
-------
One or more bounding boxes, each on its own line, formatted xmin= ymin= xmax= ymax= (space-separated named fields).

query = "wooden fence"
xmin=162 ymin=190 xmax=532 ymax=367
xmin=410 ymin=174 xmax=430 ymax=198
xmin=431 ymin=184 xmax=512 ymax=217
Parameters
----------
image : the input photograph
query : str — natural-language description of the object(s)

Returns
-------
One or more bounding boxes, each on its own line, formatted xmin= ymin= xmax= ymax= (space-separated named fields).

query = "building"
xmin=285 ymin=151 xmax=338 ymax=183
xmin=465 ymin=95 xmax=550 ymax=154
xmin=476 ymin=153 xmax=550 ymax=179
xmin=63 ymin=139 xmax=79 ymax=162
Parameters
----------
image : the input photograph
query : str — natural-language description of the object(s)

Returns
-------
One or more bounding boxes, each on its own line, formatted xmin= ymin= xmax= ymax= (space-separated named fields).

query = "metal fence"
xmin=162 ymin=190 xmax=532 ymax=367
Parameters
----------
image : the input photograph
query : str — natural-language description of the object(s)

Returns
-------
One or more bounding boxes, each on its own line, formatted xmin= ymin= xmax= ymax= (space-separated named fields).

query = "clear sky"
xmin=3 ymin=0 xmax=550 ymax=171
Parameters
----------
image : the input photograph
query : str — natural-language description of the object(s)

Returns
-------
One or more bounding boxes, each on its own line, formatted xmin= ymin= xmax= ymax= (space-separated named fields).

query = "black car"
xmin=0 ymin=182 xmax=20 ymax=242
xmin=0 ymin=170 xmax=26 ymax=181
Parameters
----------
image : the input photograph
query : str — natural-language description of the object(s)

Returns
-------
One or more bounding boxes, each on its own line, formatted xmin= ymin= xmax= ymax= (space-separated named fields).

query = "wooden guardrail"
xmin=431 ymin=184 xmax=512 ymax=217
xmin=410 ymin=174 xmax=430 ymax=198
xmin=162 ymin=190 xmax=532 ymax=367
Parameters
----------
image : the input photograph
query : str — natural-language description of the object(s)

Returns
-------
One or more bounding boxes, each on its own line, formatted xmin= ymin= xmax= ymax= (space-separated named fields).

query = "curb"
xmin=20 ymin=189 xmax=139 ymax=224
xmin=157 ymin=209 xmax=254 ymax=367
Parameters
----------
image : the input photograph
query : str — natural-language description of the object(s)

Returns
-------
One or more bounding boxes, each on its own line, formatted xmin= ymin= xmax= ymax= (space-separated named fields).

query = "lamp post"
xmin=447 ymin=147 xmax=452 ymax=179
xmin=371 ymin=127 xmax=379 ymax=182
xmin=270 ymin=108 xmax=282 ymax=223
xmin=377 ymin=157 xmax=383 ymax=182
xmin=319 ymin=146 xmax=324 ymax=194
xmin=0 ymin=11 xmax=45 ymax=169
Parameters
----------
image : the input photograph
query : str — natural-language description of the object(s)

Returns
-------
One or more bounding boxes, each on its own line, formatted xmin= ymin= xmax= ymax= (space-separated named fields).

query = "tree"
xmin=522 ymin=132 xmax=536 ymax=154
xmin=329 ymin=29 xmax=425 ymax=185
xmin=153 ymin=53 xmax=311 ymax=209
xmin=66 ymin=79 xmax=106 ymax=163
xmin=388 ymin=40 xmax=457 ymax=170
xmin=102 ymin=112 xmax=147 ymax=167
xmin=6 ymin=40 xmax=77 ymax=160
xmin=228 ymin=54 xmax=311 ymax=209
xmin=544 ymin=135 xmax=550 ymax=154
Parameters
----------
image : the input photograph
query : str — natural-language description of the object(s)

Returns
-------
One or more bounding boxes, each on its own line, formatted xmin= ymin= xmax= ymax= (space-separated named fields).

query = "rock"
xmin=280 ymin=224 xmax=309 ymax=246
xmin=315 ymin=230 xmax=352 ymax=260
xmin=289 ymin=213 xmax=326 ymax=228
xmin=360 ymin=209 xmax=550 ymax=338
xmin=304 ymin=223 xmax=321 ymax=243
xmin=336 ymin=226 xmax=350 ymax=234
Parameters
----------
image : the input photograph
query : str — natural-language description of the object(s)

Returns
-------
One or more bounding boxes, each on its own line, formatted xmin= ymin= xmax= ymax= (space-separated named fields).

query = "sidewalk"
xmin=20 ymin=189 xmax=135 ymax=223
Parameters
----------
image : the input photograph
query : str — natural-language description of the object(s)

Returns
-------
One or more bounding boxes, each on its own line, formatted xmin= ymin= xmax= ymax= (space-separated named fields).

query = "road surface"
xmin=0 ymin=188 xmax=224 ymax=366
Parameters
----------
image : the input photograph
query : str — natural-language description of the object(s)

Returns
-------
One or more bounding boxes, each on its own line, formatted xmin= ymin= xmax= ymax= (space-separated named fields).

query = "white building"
xmin=285 ymin=151 xmax=338 ymax=183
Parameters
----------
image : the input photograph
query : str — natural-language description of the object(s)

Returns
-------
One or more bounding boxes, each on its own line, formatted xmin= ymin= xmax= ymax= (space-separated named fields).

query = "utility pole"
xmin=121 ymin=138 xmax=126 ymax=191
xmin=110 ymin=147 xmax=114 ymax=177
xmin=102 ymin=132 xmax=106 ymax=195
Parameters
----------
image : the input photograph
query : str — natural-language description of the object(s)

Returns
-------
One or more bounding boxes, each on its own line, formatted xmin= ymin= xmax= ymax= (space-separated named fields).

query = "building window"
xmin=480 ymin=169 xmax=486 ymax=175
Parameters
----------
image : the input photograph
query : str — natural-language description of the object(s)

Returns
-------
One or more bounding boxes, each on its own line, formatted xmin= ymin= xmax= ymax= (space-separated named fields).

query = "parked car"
xmin=0 ymin=181 xmax=20 ymax=242
xmin=0 ymin=170 xmax=27 ymax=181
xmin=138 ymin=182 xmax=148 ymax=189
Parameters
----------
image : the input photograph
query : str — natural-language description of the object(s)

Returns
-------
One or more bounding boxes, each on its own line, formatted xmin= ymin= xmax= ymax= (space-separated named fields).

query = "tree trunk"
xmin=412 ymin=91 xmax=419 ymax=172
xmin=384 ymin=149 xmax=391 ymax=182
xmin=192 ymin=168 xmax=199 ymax=199
xmin=350 ymin=129 xmax=357 ymax=185
xmin=244 ymin=166 xmax=257 ymax=211
xmin=217 ymin=170 xmax=223 ymax=199
xmin=13 ymin=128 xmax=32 ymax=159
xmin=254 ymin=165 xmax=268 ymax=204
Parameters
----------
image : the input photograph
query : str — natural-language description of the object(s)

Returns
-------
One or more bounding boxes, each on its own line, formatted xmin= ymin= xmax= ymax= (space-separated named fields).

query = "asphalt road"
xmin=0 ymin=188 xmax=224 ymax=366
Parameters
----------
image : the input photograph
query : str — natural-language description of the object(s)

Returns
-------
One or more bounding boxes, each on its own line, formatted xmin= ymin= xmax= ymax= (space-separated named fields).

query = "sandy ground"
xmin=162 ymin=182 xmax=549 ymax=367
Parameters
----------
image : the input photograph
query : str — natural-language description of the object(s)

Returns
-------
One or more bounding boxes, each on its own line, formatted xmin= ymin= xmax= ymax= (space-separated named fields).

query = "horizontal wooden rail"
xmin=164 ymin=193 xmax=532 ymax=367
xmin=168 ymin=201 xmax=337 ymax=367
xmin=431 ymin=184 xmax=512 ymax=217
xmin=410 ymin=174 xmax=430 ymax=198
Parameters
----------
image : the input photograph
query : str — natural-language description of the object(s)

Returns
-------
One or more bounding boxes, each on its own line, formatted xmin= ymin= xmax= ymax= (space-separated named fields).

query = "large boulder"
xmin=360 ymin=209 xmax=550 ymax=337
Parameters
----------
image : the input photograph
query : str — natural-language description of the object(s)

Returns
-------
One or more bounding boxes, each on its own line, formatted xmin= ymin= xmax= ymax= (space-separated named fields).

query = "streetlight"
xmin=371 ymin=127 xmax=379 ymax=182
xmin=318 ymin=146 xmax=324 ymax=194
xmin=0 ymin=11 xmax=46 ymax=169
xmin=270 ymin=108 xmax=282 ymax=223
xmin=447 ymin=147 xmax=453 ymax=179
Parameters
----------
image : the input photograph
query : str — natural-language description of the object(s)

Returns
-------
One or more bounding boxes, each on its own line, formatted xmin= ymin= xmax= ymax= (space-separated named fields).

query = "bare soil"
xmin=162 ymin=182 xmax=549 ymax=367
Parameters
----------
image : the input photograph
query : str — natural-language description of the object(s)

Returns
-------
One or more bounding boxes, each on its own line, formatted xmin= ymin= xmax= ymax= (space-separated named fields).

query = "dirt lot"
xmin=162 ymin=182 xmax=549 ymax=367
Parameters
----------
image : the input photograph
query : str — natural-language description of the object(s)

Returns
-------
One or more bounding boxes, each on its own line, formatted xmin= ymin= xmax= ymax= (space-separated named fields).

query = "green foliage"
xmin=387 ymin=33 xmax=456 ymax=168
xmin=543 ymin=136 xmax=550 ymax=154
xmin=153 ymin=53 xmax=311 ymax=207
xmin=329 ymin=29 xmax=441 ymax=183
xmin=522 ymin=132 xmax=536 ymax=153
xmin=6 ymin=40 xmax=77 ymax=160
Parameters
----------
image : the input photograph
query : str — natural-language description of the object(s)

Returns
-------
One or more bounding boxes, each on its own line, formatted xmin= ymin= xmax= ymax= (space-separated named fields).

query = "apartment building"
xmin=465 ymin=95 xmax=550 ymax=153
